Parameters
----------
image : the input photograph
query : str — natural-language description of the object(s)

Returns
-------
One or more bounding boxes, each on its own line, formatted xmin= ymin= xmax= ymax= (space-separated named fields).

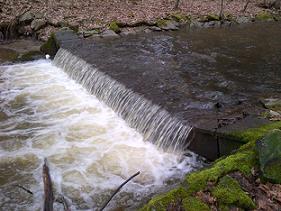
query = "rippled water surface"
xmin=0 ymin=61 xmax=200 ymax=210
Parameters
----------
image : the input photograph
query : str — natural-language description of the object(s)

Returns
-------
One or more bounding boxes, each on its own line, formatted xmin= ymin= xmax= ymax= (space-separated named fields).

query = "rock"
xmin=19 ymin=11 xmax=34 ymax=23
xmin=205 ymin=14 xmax=221 ymax=21
xmin=262 ymin=98 xmax=281 ymax=112
xmin=31 ymin=19 xmax=46 ymax=31
xmin=120 ymin=28 xmax=137 ymax=36
xmin=150 ymin=26 xmax=162 ymax=31
xmin=189 ymin=20 xmax=204 ymax=28
xmin=256 ymin=129 xmax=281 ymax=183
xmin=144 ymin=28 xmax=152 ymax=33
xmin=18 ymin=25 xmax=32 ymax=36
xmin=109 ymin=21 xmax=121 ymax=33
xmin=34 ymin=12 xmax=44 ymax=19
xmin=236 ymin=16 xmax=251 ymax=24
xmin=156 ymin=20 xmax=179 ymax=30
xmin=255 ymin=11 xmax=274 ymax=21
xmin=203 ymin=21 xmax=220 ymax=28
xmin=100 ymin=29 xmax=119 ymax=38
xmin=40 ymin=33 xmax=59 ymax=57
xmin=82 ymin=29 xmax=100 ymax=38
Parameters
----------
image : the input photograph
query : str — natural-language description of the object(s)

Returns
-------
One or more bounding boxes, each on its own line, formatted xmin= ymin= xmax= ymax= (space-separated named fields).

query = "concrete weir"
xmin=49 ymin=29 xmax=273 ymax=160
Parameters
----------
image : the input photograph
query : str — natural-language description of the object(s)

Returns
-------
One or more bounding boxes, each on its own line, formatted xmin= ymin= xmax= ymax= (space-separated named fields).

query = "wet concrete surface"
xmin=60 ymin=22 xmax=281 ymax=130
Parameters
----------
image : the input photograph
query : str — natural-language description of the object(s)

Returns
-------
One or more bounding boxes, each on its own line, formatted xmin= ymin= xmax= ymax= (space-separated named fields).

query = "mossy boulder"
xmin=109 ymin=21 xmax=121 ymax=33
xmin=256 ymin=11 xmax=274 ymax=21
xmin=182 ymin=197 xmax=210 ymax=211
xmin=206 ymin=14 xmax=220 ymax=21
xmin=256 ymin=129 xmax=281 ymax=183
xmin=0 ymin=48 xmax=19 ymax=63
xmin=170 ymin=13 xmax=190 ymax=23
xmin=141 ymin=187 xmax=188 ymax=211
xmin=40 ymin=33 xmax=59 ymax=57
xmin=212 ymin=176 xmax=255 ymax=209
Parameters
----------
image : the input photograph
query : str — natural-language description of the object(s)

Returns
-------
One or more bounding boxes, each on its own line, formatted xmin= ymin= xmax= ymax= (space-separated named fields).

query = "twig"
xmin=100 ymin=171 xmax=140 ymax=211
xmin=56 ymin=194 xmax=71 ymax=211
xmin=43 ymin=158 xmax=54 ymax=211
xmin=14 ymin=184 xmax=33 ymax=195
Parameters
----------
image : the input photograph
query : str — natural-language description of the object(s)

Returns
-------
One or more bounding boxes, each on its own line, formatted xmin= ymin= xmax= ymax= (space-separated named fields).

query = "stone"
xmin=262 ymin=98 xmax=281 ymax=112
xmin=100 ymin=29 xmax=119 ymax=38
xmin=31 ymin=19 xmax=46 ymax=31
xmin=18 ymin=25 xmax=32 ymax=36
xmin=256 ymin=11 xmax=274 ymax=21
xmin=256 ymin=129 xmax=281 ymax=183
xmin=203 ymin=21 xmax=220 ymax=28
xmin=157 ymin=20 xmax=179 ymax=30
xmin=120 ymin=28 xmax=137 ymax=36
xmin=144 ymin=28 xmax=152 ymax=33
xmin=189 ymin=20 xmax=204 ymax=28
xmin=150 ymin=26 xmax=162 ymax=31
xmin=34 ymin=12 xmax=44 ymax=19
xmin=82 ymin=29 xmax=100 ymax=38
xmin=19 ymin=11 xmax=34 ymax=23
xmin=108 ymin=21 xmax=121 ymax=33
xmin=236 ymin=16 xmax=251 ymax=24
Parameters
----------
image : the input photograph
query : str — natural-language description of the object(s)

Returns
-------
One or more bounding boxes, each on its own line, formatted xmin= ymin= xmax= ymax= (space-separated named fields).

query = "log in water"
xmin=0 ymin=60 xmax=201 ymax=210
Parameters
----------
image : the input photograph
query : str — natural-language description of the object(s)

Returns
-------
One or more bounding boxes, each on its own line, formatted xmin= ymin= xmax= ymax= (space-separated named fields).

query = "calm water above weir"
xmin=67 ymin=22 xmax=281 ymax=128
xmin=0 ymin=61 xmax=200 ymax=210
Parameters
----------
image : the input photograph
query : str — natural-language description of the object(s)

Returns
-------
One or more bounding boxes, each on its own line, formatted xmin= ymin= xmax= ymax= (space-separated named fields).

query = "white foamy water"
xmin=0 ymin=60 xmax=201 ymax=210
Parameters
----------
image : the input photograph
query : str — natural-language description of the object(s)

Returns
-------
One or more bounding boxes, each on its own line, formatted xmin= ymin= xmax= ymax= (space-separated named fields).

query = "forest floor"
xmin=0 ymin=0 xmax=268 ymax=40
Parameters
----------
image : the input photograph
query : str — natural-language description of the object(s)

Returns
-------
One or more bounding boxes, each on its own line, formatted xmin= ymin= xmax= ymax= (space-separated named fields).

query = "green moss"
xmin=0 ymin=48 xmax=19 ymax=62
xmin=256 ymin=11 xmax=274 ymax=21
xmin=40 ymin=33 xmax=59 ymax=57
xmin=170 ymin=13 xmax=190 ymax=22
xmin=212 ymin=176 xmax=255 ymax=209
xmin=109 ymin=21 xmax=121 ymax=33
xmin=141 ymin=187 xmax=188 ymax=211
xmin=182 ymin=197 xmax=210 ymax=211
xmin=185 ymin=150 xmax=256 ymax=194
xmin=228 ymin=121 xmax=281 ymax=144
xmin=206 ymin=14 xmax=220 ymax=21
xmin=156 ymin=19 xmax=169 ymax=27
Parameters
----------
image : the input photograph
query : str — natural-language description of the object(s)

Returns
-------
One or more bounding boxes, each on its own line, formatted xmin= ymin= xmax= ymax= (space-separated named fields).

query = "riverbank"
xmin=0 ymin=0 xmax=281 ymax=41
xmin=142 ymin=121 xmax=281 ymax=210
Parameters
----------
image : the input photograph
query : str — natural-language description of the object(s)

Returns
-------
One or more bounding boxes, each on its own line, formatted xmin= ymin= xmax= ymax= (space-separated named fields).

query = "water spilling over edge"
xmin=54 ymin=48 xmax=193 ymax=153
xmin=0 ymin=60 xmax=201 ymax=210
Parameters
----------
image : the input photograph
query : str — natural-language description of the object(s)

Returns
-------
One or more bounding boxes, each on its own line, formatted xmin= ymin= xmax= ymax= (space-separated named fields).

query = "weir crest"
xmin=54 ymin=48 xmax=193 ymax=152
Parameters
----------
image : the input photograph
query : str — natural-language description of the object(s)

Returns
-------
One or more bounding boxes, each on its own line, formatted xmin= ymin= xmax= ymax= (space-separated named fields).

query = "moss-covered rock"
xmin=212 ymin=176 xmax=255 ymax=209
xmin=0 ymin=48 xmax=19 ymax=63
xmin=256 ymin=129 xmax=281 ymax=183
xmin=256 ymin=11 xmax=274 ymax=21
xmin=40 ymin=33 xmax=59 ymax=57
xmin=182 ymin=197 xmax=210 ymax=211
xmin=170 ymin=13 xmax=190 ymax=23
xmin=141 ymin=187 xmax=188 ymax=211
xmin=156 ymin=19 xmax=179 ymax=30
xmin=143 ymin=121 xmax=281 ymax=210
xmin=109 ymin=21 xmax=121 ymax=33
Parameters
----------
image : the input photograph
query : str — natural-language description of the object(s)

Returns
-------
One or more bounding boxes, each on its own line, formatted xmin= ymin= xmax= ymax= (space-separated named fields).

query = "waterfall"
xmin=53 ymin=48 xmax=193 ymax=152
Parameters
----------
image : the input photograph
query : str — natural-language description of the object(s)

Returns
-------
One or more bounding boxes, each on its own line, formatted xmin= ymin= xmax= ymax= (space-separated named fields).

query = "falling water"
xmin=0 ymin=60 xmax=201 ymax=210
xmin=54 ymin=48 xmax=193 ymax=152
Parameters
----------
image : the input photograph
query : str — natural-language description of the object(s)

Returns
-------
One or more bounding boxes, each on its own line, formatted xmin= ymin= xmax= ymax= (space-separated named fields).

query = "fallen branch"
xmin=43 ymin=158 xmax=54 ymax=211
xmin=14 ymin=184 xmax=33 ymax=195
xmin=100 ymin=171 xmax=140 ymax=211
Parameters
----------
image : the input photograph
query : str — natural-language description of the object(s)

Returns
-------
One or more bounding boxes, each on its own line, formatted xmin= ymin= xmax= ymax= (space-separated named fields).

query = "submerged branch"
xmin=43 ymin=158 xmax=54 ymax=211
xmin=100 ymin=171 xmax=140 ymax=211
xmin=14 ymin=184 xmax=33 ymax=195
